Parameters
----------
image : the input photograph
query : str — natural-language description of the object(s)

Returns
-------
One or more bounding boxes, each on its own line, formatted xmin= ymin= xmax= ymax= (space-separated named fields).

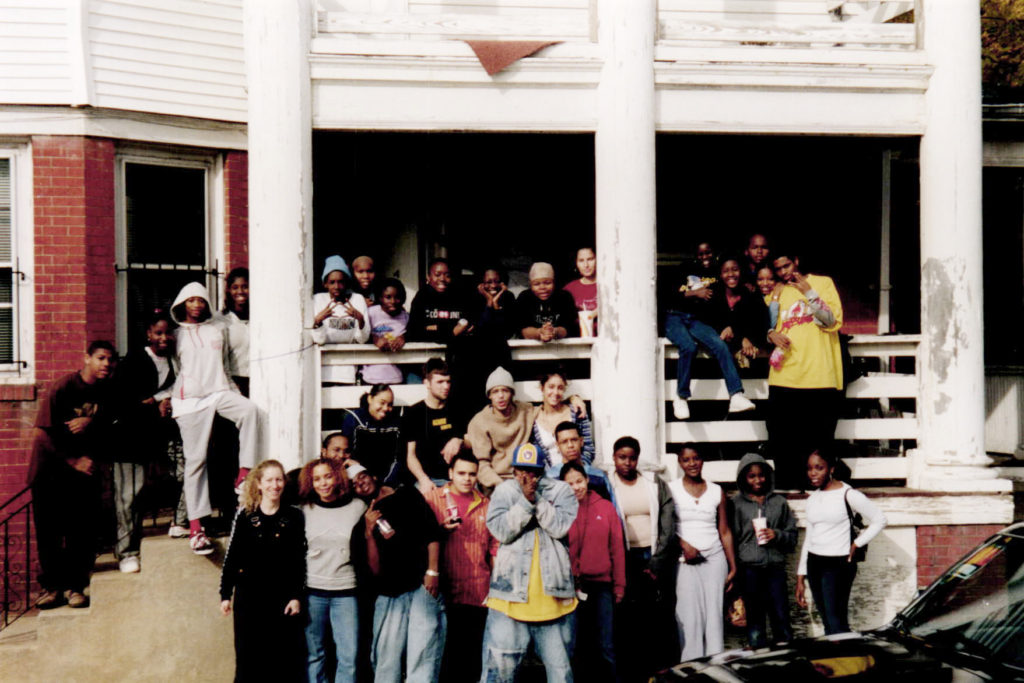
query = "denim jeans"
xmin=112 ymin=461 xmax=146 ymax=559
xmin=806 ymin=553 xmax=857 ymax=635
xmin=740 ymin=565 xmax=792 ymax=648
xmin=305 ymin=591 xmax=359 ymax=683
xmin=665 ymin=312 xmax=743 ymax=399
xmin=483 ymin=608 xmax=575 ymax=683
xmin=571 ymin=580 xmax=617 ymax=682
xmin=372 ymin=585 xmax=447 ymax=683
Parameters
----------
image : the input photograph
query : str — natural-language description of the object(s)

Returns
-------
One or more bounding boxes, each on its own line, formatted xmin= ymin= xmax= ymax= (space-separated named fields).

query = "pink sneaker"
xmin=189 ymin=531 xmax=215 ymax=556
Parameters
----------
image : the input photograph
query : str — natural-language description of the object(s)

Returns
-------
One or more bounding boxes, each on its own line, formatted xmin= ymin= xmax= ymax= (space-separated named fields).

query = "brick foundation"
xmin=224 ymin=150 xmax=248 ymax=272
xmin=916 ymin=524 xmax=1005 ymax=588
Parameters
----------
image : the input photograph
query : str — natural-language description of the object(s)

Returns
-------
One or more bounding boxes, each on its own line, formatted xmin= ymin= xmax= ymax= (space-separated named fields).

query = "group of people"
xmin=25 ymin=235 xmax=877 ymax=682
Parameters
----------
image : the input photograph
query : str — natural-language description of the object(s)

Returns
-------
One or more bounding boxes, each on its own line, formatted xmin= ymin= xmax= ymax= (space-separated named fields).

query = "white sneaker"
xmin=118 ymin=556 xmax=141 ymax=573
xmin=189 ymin=532 xmax=215 ymax=556
xmin=168 ymin=525 xmax=189 ymax=539
xmin=728 ymin=393 xmax=756 ymax=413
xmin=672 ymin=398 xmax=690 ymax=420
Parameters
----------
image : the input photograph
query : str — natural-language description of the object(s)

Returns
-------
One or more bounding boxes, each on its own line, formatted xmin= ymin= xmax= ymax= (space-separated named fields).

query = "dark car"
xmin=657 ymin=523 xmax=1024 ymax=681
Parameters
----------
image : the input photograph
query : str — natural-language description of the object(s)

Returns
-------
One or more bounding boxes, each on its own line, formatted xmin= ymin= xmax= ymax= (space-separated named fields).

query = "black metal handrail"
xmin=0 ymin=486 xmax=34 ymax=632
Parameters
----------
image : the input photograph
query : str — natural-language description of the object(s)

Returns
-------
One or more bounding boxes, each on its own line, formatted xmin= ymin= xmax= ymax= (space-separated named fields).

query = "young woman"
xmin=340 ymin=384 xmax=403 ymax=487
xmin=529 ymin=368 xmax=594 ymax=471
xmin=361 ymin=278 xmax=409 ymax=386
xmin=796 ymin=449 xmax=887 ymax=635
xmin=300 ymin=457 xmax=368 ymax=683
xmin=710 ymin=256 xmax=771 ymax=363
xmin=668 ymin=445 xmax=737 ymax=661
xmin=220 ymin=460 xmax=306 ymax=682
xmin=312 ymin=255 xmax=370 ymax=384
xmin=561 ymin=461 xmax=625 ymax=682
xmin=564 ymin=246 xmax=598 ymax=337
xmin=221 ymin=267 xmax=250 ymax=396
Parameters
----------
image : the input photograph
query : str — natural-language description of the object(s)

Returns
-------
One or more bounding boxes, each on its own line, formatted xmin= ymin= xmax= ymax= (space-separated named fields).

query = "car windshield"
xmin=897 ymin=531 xmax=1024 ymax=673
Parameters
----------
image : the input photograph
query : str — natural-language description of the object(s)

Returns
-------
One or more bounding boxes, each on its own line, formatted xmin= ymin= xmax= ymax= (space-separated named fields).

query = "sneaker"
xmin=168 ymin=524 xmax=189 ymax=539
xmin=672 ymin=398 xmax=690 ymax=420
xmin=37 ymin=589 xmax=65 ymax=610
xmin=66 ymin=591 xmax=89 ymax=609
xmin=118 ymin=556 xmax=141 ymax=574
xmin=190 ymin=531 xmax=215 ymax=556
xmin=728 ymin=393 xmax=756 ymax=413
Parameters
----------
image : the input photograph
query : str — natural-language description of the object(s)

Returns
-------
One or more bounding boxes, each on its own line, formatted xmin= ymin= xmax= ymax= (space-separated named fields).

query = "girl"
xmin=796 ymin=449 xmax=887 ymax=635
xmin=340 ymin=384 xmax=403 ymax=486
xmin=757 ymin=265 xmax=782 ymax=331
xmin=563 ymin=246 xmax=598 ymax=337
xmin=300 ymin=457 xmax=367 ymax=683
xmin=362 ymin=278 xmax=409 ymax=386
xmin=562 ymin=461 xmax=625 ymax=681
xmin=220 ymin=460 xmax=306 ymax=682
xmin=221 ymin=267 xmax=250 ymax=396
xmin=710 ymin=256 xmax=771 ymax=365
xmin=668 ymin=444 xmax=737 ymax=661
xmin=170 ymin=281 xmax=258 ymax=555
xmin=530 ymin=368 xmax=594 ymax=471
xmin=312 ymin=255 xmax=370 ymax=384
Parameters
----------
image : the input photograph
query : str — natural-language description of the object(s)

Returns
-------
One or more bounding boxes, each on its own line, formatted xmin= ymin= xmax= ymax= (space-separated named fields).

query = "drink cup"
xmin=753 ymin=516 xmax=768 ymax=545
xmin=578 ymin=309 xmax=596 ymax=338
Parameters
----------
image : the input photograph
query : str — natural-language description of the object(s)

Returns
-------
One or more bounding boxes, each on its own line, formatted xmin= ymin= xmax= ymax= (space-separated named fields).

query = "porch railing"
xmin=319 ymin=333 xmax=919 ymax=483
xmin=0 ymin=486 xmax=34 ymax=633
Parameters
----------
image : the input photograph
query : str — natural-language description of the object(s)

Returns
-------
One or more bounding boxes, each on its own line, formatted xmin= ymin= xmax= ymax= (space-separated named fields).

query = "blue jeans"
xmin=665 ymin=311 xmax=743 ymax=399
xmin=571 ymin=581 xmax=616 ymax=681
xmin=372 ymin=586 xmax=447 ymax=683
xmin=739 ymin=565 xmax=792 ymax=648
xmin=806 ymin=553 xmax=857 ymax=635
xmin=483 ymin=608 xmax=575 ymax=683
xmin=305 ymin=591 xmax=359 ymax=683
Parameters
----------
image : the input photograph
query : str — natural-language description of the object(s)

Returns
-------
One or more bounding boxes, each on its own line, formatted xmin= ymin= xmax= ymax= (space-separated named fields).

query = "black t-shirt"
xmin=514 ymin=289 xmax=579 ymax=338
xmin=370 ymin=486 xmax=443 ymax=596
xmin=408 ymin=287 xmax=468 ymax=343
xmin=29 ymin=372 xmax=114 ymax=482
xmin=401 ymin=401 xmax=465 ymax=481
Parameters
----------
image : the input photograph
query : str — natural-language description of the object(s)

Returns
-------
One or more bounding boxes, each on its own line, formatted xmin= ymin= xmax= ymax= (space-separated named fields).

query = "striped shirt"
xmin=425 ymin=484 xmax=498 ymax=607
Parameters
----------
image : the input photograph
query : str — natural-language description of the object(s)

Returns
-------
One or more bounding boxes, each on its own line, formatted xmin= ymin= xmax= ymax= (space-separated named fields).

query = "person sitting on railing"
xmin=28 ymin=339 xmax=117 ymax=610
xmin=362 ymin=278 xmax=409 ymax=386
xmin=516 ymin=262 xmax=578 ymax=342
xmin=312 ymin=255 xmax=370 ymax=385
xmin=765 ymin=247 xmax=844 ymax=490
xmin=741 ymin=233 xmax=771 ymax=293
xmin=664 ymin=242 xmax=756 ymax=421
xmin=709 ymin=255 xmax=771 ymax=373
xmin=466 ymin=367 xmax=535 ymax=489
xmin=530 ymin=367 xmax=594 ymax=471
xmin=408 ymin=257 xmax=471 ymax=345
xmin=564 ymin=246 xmax=598 ymax=337
xmin=341 ymin=384 xmax=404 ymax=488
xmin=403 ymin=358 xmax=465 ymax=493
xmin=351 ymin=254 xmax=379 ymax=307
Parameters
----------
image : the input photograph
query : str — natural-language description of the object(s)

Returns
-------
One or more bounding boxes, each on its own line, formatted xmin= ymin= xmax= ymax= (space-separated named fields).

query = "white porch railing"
xmin=319 ymin=333 xmax=919 ymax=483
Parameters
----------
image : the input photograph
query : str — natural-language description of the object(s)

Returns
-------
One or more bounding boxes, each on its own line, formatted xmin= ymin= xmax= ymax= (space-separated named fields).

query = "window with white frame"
xmin=0 ymin=146 xmax=32 ymax=377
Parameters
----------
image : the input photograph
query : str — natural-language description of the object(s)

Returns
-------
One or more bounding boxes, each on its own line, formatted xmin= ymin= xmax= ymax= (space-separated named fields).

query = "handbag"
xmin=844 ymin=489 xmax=867 ymax=563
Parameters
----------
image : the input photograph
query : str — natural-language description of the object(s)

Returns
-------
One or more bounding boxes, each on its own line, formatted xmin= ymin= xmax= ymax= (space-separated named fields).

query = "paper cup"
xmin=753 ymin=516 xmax=768 ymax=545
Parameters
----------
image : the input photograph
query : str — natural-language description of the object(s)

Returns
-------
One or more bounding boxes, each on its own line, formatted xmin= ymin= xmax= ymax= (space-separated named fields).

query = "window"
xmin=0 ymin=146 xmax=33 ymax=378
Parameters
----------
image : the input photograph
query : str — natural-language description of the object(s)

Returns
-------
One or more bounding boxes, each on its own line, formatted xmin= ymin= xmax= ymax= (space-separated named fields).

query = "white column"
xmin=591 ymin=0 xmax=660 ymax=468
xmin=913 ymin=0 xmax=1005 ymax=491
xmin=244 ymin=0 xmax=318 ymax=472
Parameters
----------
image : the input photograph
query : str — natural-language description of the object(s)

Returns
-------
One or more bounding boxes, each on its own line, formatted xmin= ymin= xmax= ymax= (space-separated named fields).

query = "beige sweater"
xmin=466 ymin=400 xmax=536 ymax=487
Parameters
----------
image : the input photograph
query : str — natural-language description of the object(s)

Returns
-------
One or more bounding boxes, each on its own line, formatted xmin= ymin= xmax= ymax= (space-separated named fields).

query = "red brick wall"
xmin=917 ymin=524 xmax=1005 ymax=588
xmin=224 ymin=150 xmax=248 ymax=272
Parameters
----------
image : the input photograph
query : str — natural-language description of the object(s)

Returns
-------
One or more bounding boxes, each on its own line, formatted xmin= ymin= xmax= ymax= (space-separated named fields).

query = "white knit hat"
xmin=485 ymin=367 xmax=515 ymax=397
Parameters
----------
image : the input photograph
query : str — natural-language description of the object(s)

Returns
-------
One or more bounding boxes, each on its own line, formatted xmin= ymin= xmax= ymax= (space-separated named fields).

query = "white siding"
xmin=0 ymin=3 xmax=75 ymax=105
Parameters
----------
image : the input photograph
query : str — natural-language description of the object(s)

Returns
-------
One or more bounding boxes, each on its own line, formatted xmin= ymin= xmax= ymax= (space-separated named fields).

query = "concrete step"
xmin=0 ymin=532 xmax=235 ymax=682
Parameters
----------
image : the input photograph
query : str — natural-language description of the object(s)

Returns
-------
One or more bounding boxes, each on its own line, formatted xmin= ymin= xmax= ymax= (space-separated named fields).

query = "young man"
xmin=482 ymin=444 xmax=579 ymax=682
xmin=28 ymin=340 xmax=117 ymax=609
xmin=353 ymin=465 xmax=445 ymax=683
xmin=546 ymin=421 xmax=615 ymax=506
xmin=423 ymin=453 xmax=497 ymax=683
xmin=466 ymin=367 xmax=534 ymax=489
xmin=403 ymin=358 xmax=465 ymax=492
xmin=742 ymin=233 xmax=771 ymax=290
xmin=351 ymin=254 xmax=379 ymax=306
xmin=766 ymin=248 xmax=844 ymax=489
xmin=516 ymin=262 xmax=578 ymax=342
xmin=608 ymin=436 xmax=679 ymax=680
xmin=664 ymin=242 xmax=756 ymax=420
xmin=282 ymin=432 xmax=351 ymax=505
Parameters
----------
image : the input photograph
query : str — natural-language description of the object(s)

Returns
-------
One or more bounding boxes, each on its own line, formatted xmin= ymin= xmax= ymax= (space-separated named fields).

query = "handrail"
xmin=0 ymin=486 xmax=30 ymax=519
xmin=0 ymin=487 xmax=34 ymax=632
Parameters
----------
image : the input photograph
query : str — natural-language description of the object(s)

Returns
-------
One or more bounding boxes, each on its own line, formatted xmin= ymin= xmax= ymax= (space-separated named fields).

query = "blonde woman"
xmin=219 ymin=460 xmax=306 ymax=681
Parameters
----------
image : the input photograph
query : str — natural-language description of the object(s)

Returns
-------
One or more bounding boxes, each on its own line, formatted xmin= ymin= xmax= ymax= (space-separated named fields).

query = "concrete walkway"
xmin=0 ymin=533 xmax=234 ymax=682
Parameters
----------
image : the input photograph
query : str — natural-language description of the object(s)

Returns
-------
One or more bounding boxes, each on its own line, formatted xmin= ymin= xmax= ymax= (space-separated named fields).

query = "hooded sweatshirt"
xmin=730 ymin=453 xmax=797 ymax=567
xmin=170 ymin=282 xmax=236 ymax=410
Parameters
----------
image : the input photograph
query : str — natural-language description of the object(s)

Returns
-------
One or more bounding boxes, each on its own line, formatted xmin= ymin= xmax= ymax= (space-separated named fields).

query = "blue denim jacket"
xmin=486 ymin=476 xmax=579 ymax=602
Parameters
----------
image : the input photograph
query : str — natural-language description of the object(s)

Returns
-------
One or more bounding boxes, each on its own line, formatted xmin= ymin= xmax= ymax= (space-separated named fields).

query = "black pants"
xmin=442 ymin=603 xmax=488 ymax=683
xmin=739 ymin=564 xmax=792 ymax=648
xmin=232 ymin=584 xmax=306 ymax=682
xmin=806 ymin=553 xmax=857 ymax=635
xmin=617 ymin=548 xmax=678 ymax=682
xmin=766 ymin=386 xmax=842 ymax=489
xmin=32 ymin=466 xmax=100 ymax=593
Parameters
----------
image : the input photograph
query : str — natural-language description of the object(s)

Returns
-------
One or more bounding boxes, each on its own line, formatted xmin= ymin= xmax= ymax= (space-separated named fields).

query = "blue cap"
xmin=511 ymin=443 xmax=544 ymax=470
xmin=322 ymin=255 xmax=351 ymax=282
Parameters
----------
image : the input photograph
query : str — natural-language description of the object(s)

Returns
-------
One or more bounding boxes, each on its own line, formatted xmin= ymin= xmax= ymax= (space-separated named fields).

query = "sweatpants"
xmin=174 ymin=391 xmax=258 ymax=520
xmin=675 ymin=545 xmax=727 ymax=661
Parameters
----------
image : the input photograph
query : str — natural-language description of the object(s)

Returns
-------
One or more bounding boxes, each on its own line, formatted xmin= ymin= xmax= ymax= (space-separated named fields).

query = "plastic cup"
xmin=753 ymin=516 xmax=768 ymax=545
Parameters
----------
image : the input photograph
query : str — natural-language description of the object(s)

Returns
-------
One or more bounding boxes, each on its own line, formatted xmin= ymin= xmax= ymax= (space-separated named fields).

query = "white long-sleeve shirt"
xmin=798 ymin=483 xmax=886 ymax=575
xmin=311 ymin=291 xmax=370 ymax=384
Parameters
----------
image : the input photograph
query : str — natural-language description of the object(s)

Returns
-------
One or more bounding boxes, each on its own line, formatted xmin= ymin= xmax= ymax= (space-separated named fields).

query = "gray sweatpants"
xmin=113 ymin=462 xmax=146 ymax=559
xmin=174 ymin=391 xmax=258 ymax=520
xmin=675 ymin=544 xmax=727 ymax=661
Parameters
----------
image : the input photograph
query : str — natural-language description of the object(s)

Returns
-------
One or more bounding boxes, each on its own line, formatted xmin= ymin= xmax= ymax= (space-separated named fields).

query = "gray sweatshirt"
xmin=730 ymin=453 xmax=797 ymax=567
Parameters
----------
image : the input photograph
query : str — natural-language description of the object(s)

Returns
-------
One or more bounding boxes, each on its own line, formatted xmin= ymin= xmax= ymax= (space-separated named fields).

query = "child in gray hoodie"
xmin=730 ymin=453 xmax=797 ymax=648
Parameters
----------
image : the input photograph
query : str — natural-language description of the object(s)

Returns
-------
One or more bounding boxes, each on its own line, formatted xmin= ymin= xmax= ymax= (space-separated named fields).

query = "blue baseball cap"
xmin=511 ymin=443 xmax=544 ymax=470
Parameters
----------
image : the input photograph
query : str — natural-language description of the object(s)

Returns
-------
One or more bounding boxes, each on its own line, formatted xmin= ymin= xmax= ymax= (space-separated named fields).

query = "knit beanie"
xmin=322 ymin=255 xmax=351 ymax=282
xmin=485 ymin=367 xmax=515 ymax=397
xmin=529 ymin=262 xmax=555 ymax=282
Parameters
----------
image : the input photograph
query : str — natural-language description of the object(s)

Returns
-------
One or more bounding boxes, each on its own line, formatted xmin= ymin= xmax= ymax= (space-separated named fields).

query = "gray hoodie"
xmin=170 ymin=282 xmax=235 ymax=402
xmin=730 ymin=453 xmax=797 ymax=567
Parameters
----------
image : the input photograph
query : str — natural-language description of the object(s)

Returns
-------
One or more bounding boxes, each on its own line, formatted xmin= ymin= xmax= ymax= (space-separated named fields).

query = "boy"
xmin=466 ymin=367 xmax=534 ymax=489
xmin=351 ymin=254 xmax=379 ymax=306
xmin=28 ymin=340 xmax=116 ymax=608
xmin=516 ymin=262 xmax=578 ymax=342
xmin=664 ymin=242 xmax=755 ymax=420
xmin=403 ymin=358 xmax=465 ymax=492
xmin=730 ymin=453 xmax=797 ymax=648
xmin=742 ymin=233 xmax=771 ymax=290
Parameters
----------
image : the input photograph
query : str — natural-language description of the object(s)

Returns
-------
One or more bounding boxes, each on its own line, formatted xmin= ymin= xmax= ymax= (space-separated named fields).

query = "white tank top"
xmin=668 ymin=479 xmax=723 ymax=553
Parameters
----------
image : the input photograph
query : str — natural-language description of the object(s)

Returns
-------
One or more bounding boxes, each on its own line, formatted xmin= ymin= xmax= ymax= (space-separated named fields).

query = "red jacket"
xmin=425 ymin=485 xmax=498 ymax=607
xmin=567 ymin=491 xmax=626 ymax=595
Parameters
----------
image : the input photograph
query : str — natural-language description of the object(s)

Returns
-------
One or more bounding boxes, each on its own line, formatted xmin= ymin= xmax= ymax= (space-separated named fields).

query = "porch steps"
xmin=0 ymin=533 xmax=234 ymax=682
